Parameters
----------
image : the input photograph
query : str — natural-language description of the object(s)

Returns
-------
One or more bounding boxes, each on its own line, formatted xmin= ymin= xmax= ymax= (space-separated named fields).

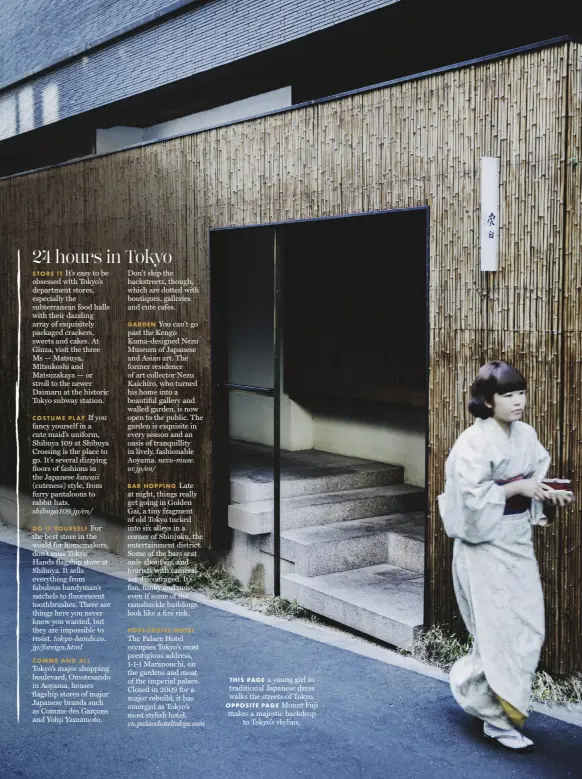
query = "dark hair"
xmin=468 ymin=360 xmax=527 ymax=419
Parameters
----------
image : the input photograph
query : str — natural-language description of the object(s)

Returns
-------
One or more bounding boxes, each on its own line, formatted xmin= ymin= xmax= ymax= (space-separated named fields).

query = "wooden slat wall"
xmin=0 ymin=41 xmax=579 ymax=672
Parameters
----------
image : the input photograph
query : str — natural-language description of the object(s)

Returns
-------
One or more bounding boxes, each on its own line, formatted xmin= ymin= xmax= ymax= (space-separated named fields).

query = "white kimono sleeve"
xmin=530 ymin=437 xmax=552 ymax=527
xmin=438 ymin=433 xmax=507 ymax=544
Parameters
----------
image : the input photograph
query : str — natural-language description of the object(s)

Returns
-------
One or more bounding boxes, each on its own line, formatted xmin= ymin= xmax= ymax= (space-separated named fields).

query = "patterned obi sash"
xmin=495 ymin=474 xmax=533 ymax=515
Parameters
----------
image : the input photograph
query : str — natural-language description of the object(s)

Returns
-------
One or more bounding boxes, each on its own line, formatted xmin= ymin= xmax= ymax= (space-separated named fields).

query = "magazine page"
xmin=1 ymin=2 xmax=581 ymax=777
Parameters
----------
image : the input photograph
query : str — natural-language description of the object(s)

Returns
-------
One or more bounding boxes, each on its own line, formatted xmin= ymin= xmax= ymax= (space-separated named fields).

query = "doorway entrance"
xmin=210 ymin=208 xmax=429 ymax=649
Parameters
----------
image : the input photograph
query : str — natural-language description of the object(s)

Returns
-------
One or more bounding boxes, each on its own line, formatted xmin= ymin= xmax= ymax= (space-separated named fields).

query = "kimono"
xmin=437 ymin=416 xmax=551 ymax=729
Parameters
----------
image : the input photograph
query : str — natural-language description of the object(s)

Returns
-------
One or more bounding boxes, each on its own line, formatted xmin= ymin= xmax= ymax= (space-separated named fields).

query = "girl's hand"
xmin=539 ymin=486 xmax=575 ymax=507
xmin=510 ymin=479 xmax=550 ymax=501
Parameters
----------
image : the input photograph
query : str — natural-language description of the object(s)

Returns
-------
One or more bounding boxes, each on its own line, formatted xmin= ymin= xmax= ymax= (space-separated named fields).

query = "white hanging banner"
xmin=480 ymin=156 xmax=500 ymax=271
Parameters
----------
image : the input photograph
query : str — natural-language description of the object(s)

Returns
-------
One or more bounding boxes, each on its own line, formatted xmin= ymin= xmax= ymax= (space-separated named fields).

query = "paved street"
xmin=1 ymin=541 xmax=580 ymax=779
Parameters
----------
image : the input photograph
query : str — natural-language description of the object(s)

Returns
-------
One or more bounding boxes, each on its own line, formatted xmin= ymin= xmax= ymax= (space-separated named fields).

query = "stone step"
xmin=228 ymin=483 xmax=425 ymax=535
xmin=260 ymin=511 xmax=425 ymax=576
xmin=281 ymin=564 xmax=424 ymax=650
xmin=230 ymin=444 xmax=404 ymax=503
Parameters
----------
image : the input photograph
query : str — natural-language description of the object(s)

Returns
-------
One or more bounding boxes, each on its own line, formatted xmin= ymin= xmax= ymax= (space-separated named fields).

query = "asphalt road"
xmin=1 ymin=541 xmax=580 ymax=779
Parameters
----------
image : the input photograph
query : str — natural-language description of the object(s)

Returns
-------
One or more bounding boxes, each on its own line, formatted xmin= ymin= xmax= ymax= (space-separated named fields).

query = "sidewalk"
xmin=1 ymin=536 xmax=581 ymax=779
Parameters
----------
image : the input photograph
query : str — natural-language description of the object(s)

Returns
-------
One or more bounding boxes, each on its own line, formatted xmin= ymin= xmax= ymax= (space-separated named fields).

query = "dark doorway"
xmin=210 ymin=208 xmax=429 ymax=604
xmin=281 ymin=210 xmax=427 ymax=409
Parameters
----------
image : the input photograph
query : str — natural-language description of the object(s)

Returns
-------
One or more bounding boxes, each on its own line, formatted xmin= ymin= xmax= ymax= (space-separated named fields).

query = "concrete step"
xmin=230 ymin=442 xmax=404 ymax=503
xmin=260 ymin=511 xmax=425 ymax=575
xmin=228 ymin=483 xmax=425 ymax=535
xmin=281 ymin=563 xmax=424 ymax=650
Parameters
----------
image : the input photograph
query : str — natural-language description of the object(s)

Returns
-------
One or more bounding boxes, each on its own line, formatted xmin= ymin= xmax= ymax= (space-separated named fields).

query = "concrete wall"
xmin=231 ymin=395 xmax=426 ymax=487
xmin=95 ymin=87 xmax=292 ymax=153
xmin=95 ymin=126 xmax=144 ymax=154
xmin=143 ymin=87 xmax=292 ymax=141
xmin=312 ymin=407 xmax=425 ymax=487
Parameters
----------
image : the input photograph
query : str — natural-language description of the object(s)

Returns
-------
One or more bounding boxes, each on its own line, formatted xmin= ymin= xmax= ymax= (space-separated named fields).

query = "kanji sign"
xmin=480 ymin=157 xmax=500 ymax=271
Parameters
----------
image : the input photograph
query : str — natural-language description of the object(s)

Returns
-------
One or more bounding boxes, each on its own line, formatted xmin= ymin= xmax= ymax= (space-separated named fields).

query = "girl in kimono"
xmin=438 ymin=360 xmax=573 ymax=752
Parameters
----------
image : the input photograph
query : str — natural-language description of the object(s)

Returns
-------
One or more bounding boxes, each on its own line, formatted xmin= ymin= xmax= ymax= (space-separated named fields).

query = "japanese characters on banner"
xmin=480 ymin=157 xmax=500 ymax=272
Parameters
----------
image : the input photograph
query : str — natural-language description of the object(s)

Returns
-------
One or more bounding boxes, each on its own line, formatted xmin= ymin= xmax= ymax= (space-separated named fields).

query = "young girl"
xmin=438 ymin=360 xmax=573 ymax=752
